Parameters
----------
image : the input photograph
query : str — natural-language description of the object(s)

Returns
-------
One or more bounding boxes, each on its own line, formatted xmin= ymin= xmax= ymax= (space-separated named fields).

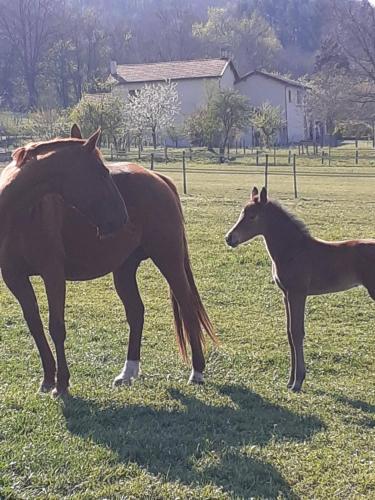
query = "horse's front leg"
xmin=287 ymin=291 xmax=307 ymax=392
xmin=2 ymin=267 xmax=57 ymax=392
xmin=283 ymin=294 xmax=296 ymax=389
xmin=42 ymin=265 xmax=69 ymax=397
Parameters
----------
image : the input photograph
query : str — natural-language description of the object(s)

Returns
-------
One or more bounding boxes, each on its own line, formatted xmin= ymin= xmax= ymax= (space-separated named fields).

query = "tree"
xmin=70 ymin=94 xmax=125 ymax=148
xmin=185 ymin=88 xmax=251 ymax=159
xmin=22 ymin=108 xmax=70 ymax=140
xmin=193 ymin=7 xmax=281 ymax=72
xmin=127 ymin=81 xmax=180 ymax=149
xmin=251 ymin=102 xmax=285 ymax=147
xmin=0 ymin=0 xmax=58 ymax=109
xmin=209 ymin=89 xmax=251 ymax=158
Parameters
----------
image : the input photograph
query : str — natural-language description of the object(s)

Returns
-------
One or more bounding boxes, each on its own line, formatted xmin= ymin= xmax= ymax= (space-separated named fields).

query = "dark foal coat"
xmin=226 ymin=187 xmax=375 ymax=391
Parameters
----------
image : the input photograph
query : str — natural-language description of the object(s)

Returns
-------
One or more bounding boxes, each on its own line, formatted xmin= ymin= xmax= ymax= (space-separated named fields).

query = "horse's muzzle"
xmin=225 ymin=233 xmax=238 ymax=248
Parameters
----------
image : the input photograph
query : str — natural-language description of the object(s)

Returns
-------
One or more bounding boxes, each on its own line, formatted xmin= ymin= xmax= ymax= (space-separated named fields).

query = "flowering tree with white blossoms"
xmin=127 ymin=81 xmax=180 ymax=149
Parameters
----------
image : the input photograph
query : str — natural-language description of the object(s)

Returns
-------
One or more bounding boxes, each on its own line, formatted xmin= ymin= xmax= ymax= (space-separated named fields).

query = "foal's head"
xmin=225 ymin=186 xmax=268 ymax=248
xmin=9 ymin=128 xmax=128 ymax=238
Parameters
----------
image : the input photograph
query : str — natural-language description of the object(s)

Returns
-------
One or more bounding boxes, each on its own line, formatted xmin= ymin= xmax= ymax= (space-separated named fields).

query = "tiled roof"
xmin=113 ymin=58 xmax=237 ymax=83
xmin=236 ymin=70 xmax=306 ymax=89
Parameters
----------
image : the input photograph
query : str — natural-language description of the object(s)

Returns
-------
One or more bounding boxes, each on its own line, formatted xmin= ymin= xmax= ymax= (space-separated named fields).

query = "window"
xmin=288 ymin=89 xmax=292 ymax=103
xmin=297 ymin=90 xmax=302 ymax=105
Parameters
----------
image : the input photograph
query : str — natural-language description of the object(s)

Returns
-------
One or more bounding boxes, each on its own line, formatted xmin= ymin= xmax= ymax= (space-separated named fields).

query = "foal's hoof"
xmin=39 ymin=381 xmax=55 ymax=393
xmin=51 ymin=387 xmax=69 ymax=399
xmin=290 ymin=384 xmax=302 ymax=393
xmin=113 ymin=375 xmax=132 ymax=387
xmin=188 ymin=370 xmax=205 ymax=385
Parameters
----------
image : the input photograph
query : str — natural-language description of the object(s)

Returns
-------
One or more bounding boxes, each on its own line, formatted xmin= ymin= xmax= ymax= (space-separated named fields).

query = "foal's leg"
xmin=2 ymin=269 xmax=56 ymax=392
xmin=154 ymin=257 xmax=205 ymax=384
xmin=287 ymin=292 xmax=307 ymax=392
xmin=42 ymin=267 xmax=69 ymax=397
xmin=283 ymin=294 xmax=296 ymax=389
xmin=112 ymin=252 xmax=144 ymax=386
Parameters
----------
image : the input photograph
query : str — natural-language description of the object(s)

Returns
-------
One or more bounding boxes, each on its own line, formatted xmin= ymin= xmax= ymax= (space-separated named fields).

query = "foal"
xmin=226 ymin=187 xmax=375 ymax=391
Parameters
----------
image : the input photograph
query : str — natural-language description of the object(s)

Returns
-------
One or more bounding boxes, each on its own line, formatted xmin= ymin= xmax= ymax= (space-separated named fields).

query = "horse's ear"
xmin=71 ymin=123 xmax=82 ymax=139
xmin=12 ymin=146 xmax=36 ymax=167
xmin=260 ymin=187 xmax=268 ymax=204
xmin=251 ymin=186 xmax=259 ymax=201
xmin=83 ymin=129 xmax=101 ymax=152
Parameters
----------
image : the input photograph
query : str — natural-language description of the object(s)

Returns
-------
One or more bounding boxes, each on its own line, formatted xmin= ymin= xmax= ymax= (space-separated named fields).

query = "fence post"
xmin=288 ymin=150 xmax=291 ymax=164
xmin=321 ymin=151 xmax=324 ymax=165
xmin=243 ymin=142 xmax=246 ymax=155
xmin=150 ymin=152 xmax=154 ymax=171
xmin=373 ymin=121 xmax=375 ymax=148
xmin=328 ymin=145 xmax=331 ymax=167
xmin=236 ymin=141 xmax=238 ymax=154
xmin=293 ymin=154 xmax=298 ymax=199
xmin=189 ymin=147 xmax=192 ymax=161
xmin=110 ymin=144 xmax=113 ymax=161
xmin=182 ymin=150 xmax=187 ymax=195
xmin=274 ymin=147 xmax=276 ymax=166
xmin=164 ymin=145 xmax=168 ymax=164
xmin=227 ymin=141 xmax=230 ymax=158
xmin=355 ymin=148 xmax=359 ymax=165
xmin=265 ymin=154 xmax=269 ymax=190
xmin=256 ymin=149 xmax=259 ymax=166
xmin=298 ymin=144 xmax=301 ymax=155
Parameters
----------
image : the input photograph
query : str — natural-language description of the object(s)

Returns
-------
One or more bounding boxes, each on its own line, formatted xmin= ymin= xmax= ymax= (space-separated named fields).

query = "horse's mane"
xmin=12 ymin=137 xmax=87 ymax=168
xmin=268 ymin=200 xmax=310 ymax=238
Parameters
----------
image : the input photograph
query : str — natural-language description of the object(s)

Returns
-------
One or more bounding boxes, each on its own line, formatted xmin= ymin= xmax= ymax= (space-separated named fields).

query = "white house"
xmin=235 ymin=70 xmax=307 ymax=144
xmin=107 ymin=58 xmax=308 ymax=145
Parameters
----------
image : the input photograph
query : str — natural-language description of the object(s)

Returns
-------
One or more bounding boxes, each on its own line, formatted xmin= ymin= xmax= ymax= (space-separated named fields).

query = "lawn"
xmin=0 ymin=155 xmax=374 ymax=499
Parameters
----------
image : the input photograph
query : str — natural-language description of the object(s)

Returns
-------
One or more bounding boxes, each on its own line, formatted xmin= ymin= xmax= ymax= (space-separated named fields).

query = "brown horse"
xmin=225 ymin=186 xmax=375 ymax=391
xmin=2 ymin=125 xmax=215 ymax=396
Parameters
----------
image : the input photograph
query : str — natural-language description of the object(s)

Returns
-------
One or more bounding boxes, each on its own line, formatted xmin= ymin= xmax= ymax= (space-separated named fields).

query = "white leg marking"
xmin=188 ymin=369 xmax=204 ymax=385
xmin=113 ymin=360 xmax=141 ymax=387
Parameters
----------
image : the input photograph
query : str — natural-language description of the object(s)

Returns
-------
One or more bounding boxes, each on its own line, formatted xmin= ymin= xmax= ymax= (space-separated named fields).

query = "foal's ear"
xmin=251 ymin=186 xmax=259 ymax=201
xmin=83 ymin=129 xmax=101 ymax=152
xmin=260 ymin=187 xmax=268 ymax=204
xmin=71 ymin=123 xmax=82 ymax=139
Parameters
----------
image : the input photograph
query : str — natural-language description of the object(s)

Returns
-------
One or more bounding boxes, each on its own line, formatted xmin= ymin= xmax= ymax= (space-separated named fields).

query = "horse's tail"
xmin=157 ymin=173 xmax=217 ymax=360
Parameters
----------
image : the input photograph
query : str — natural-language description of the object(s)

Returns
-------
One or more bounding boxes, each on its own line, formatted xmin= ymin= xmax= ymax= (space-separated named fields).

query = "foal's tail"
xmin=157 ymin=173 xmax=217 ymax=360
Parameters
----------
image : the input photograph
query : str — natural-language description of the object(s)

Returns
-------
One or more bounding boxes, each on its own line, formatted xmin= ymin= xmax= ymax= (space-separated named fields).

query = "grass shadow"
xmin=62 ymin=385 xmax=324 ymax=498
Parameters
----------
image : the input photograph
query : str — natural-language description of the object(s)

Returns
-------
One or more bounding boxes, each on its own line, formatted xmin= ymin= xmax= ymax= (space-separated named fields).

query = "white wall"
xmin=111 ymin=68 xmax=307 ymax=145
xmin=235 ymin=74 xmax=307 ymax=144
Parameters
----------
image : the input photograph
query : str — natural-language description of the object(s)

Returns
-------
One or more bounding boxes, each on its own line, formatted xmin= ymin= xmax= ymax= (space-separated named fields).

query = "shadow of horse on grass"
xmin=62 ymin=385 xmax=323 ymax=498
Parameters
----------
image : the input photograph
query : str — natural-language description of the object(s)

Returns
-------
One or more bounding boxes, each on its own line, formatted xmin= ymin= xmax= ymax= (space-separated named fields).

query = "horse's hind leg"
xmin=2 ymin=268 xmax=56 ymax=392
xmin=112 ymin=250 xmax=144 ymax=386
xmin=153 ymin=255 xmax=206 ymax=383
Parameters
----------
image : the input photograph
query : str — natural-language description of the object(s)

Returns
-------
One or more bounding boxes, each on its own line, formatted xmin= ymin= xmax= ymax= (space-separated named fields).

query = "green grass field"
xmin=0 ymin=154 xmax=374 ymax=498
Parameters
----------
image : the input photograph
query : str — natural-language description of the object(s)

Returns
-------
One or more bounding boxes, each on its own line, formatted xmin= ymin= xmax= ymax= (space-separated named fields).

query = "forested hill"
xmin=0 ymin=0 xmax=365 ymax=110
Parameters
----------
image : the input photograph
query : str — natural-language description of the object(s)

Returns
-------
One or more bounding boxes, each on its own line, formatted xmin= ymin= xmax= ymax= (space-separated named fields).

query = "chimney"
xmin=220 ymin=47 xmax=233 ymax=60
xmin=110 ymin=60 xmax=117 ymax=75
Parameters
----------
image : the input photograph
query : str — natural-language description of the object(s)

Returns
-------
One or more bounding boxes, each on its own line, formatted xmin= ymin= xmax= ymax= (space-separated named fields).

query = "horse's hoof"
xmin=188 ymin=369 xmax=205 ymax=385
xmin=113 ymin=361 xmax=140 ymax=388
xmin=39 ymin=381 xmax=55 ymax=393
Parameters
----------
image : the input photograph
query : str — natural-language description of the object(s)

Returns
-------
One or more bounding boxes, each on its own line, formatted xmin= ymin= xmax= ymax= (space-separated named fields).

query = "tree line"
xmin=0 ymin=0 xmax=374 ymax=141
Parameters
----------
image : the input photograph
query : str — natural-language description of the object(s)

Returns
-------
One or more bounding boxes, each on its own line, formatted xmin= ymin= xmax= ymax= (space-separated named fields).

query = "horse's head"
xmin=225 ymin=186 xmax=268 ymax=248
xmin=11 ymin=128 xmax=128 ymax=238
xmin=61 ymin=129 xmax=128 ymax=238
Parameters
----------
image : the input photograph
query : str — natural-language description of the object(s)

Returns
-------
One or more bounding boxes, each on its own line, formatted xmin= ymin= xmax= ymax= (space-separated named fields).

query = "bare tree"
xmin=0 ymin=0 xmax=58 ymax=108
